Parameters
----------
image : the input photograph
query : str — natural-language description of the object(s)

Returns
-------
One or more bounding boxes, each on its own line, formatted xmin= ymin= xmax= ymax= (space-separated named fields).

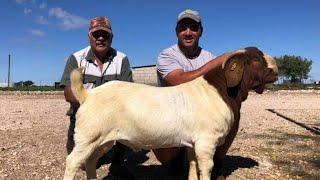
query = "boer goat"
xmin=63 ymin=47 xmax=278 ymax=180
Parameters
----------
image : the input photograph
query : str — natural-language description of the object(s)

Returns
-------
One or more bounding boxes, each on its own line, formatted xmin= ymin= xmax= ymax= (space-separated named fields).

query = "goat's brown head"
xmin=223 ymin=47 xmax=278 ymax=94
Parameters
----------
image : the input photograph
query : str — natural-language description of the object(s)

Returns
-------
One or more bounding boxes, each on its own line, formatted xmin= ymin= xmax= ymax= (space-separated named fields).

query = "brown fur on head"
xmin=223 ymin=47 xmax=278 ymax=94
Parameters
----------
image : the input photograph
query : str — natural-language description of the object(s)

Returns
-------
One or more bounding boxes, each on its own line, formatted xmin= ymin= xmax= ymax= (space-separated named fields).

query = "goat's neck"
xmin=204 ymin=68 xmax=243 ymax=120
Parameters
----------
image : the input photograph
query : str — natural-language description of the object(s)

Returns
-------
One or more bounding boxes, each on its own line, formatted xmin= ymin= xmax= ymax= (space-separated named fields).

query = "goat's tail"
xmin=71 ymin=68 xmax=88 ymax=104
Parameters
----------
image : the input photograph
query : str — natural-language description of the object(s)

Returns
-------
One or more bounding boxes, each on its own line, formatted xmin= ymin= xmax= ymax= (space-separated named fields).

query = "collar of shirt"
xmin=85 ymin=47 xmax=116 ymax=65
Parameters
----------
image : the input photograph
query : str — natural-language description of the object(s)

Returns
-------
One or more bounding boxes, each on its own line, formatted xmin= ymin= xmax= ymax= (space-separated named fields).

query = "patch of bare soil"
xmin=0 ymin=90 xmax=319 ymax=179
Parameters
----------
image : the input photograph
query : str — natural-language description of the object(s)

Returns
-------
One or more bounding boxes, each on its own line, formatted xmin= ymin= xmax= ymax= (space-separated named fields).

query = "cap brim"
xmin=89 ymin=27 xmax=112 ymax=34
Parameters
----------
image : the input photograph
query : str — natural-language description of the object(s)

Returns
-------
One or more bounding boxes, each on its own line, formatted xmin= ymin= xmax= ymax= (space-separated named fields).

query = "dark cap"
xmin=89 ymin=16 xmax=112 ymax=34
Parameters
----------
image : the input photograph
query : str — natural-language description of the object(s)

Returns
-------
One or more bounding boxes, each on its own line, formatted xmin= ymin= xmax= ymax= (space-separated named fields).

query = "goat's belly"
xmin=119 ymin=131 xmax=193 ymax=151
xmin=117 ymin=113 xmax=194 ymax=150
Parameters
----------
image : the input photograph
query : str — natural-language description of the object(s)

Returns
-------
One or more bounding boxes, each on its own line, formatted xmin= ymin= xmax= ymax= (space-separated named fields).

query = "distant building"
xmin=314 ymin=81 xmax=320 ymax=85
xmin=132 ymin=65 xmax=157 ymax=86
xmin=0 ymin=83 xmax=14 ymax=87
xmin=54 ymin=82 xmax=62 ymax=89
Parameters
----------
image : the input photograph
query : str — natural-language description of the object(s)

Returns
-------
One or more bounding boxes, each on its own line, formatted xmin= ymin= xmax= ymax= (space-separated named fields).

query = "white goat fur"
xmin=63 ymin=52 xmax=277 ymax=180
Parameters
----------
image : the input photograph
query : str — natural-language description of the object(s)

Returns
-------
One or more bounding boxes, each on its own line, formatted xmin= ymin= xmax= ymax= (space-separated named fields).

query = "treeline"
xmin=0 ymin=86 xmax=59 ymax=91
xmin=0 ymin=80 xmax=60 ymax=91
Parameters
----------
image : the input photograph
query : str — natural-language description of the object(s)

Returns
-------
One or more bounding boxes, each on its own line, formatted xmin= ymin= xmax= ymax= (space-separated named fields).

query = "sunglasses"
xmin=176 ymin=23 xmax=200 ymax=32
xmin=90 ymin=30 xmax=111 ymax=40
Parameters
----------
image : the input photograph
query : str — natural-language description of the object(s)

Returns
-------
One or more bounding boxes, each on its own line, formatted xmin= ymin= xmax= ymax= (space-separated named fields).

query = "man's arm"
xmin=60 ymin=55 xmax=79 ymax=104
xmin=164 ymin=52 xmax=231 ymax=86
xmin=120 ymin=56 xmax=133 ymax=82
xmin=64 ymin=86 xmax=79 ymax=104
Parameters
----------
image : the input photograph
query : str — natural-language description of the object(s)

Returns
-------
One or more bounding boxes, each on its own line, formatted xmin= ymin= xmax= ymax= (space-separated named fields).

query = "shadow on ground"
xmin=220 ymin=155 xmax=259 ymax=177
xmin=102 ymin=153 xmax=258 ymax=180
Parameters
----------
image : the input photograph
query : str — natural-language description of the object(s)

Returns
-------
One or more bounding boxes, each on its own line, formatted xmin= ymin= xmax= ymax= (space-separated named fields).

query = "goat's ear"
xmin=224 ymin=57 xmax=245 ymax=87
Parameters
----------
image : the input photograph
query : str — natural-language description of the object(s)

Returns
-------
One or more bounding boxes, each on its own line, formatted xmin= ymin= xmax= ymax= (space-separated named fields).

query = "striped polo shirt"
xmin=60 ymin=46 xmax=133 ymax=117
xmin=60 ymin=46 xmax=133 ymax=89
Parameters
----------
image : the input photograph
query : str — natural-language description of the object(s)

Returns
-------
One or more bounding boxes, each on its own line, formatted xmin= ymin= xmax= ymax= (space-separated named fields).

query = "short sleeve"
xmin=120 ymin=56 xmax=133 ymax=82
xmin=208 ymin=51 xmax=216 ymax=60
xmin=156 ymin=49 xmax=183 ymax=79
xmin=60 ymin=55 xmax=78 ymax=88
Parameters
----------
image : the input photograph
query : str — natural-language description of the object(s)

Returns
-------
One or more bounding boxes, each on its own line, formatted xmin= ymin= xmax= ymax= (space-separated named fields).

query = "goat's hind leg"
xmin=85 ymin=141 xmax=114 ymax=179
xmin=187 ymin=147 xmax=198 ymax=180
xmin=63 ymin=139 xmax=99 ymax=180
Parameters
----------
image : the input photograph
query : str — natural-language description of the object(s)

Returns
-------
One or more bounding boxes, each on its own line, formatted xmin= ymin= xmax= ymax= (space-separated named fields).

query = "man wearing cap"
xmin=60 ymin=16 xmax=133 ymax=177
xmin=156 ymin=9 xmax=233 ymax=177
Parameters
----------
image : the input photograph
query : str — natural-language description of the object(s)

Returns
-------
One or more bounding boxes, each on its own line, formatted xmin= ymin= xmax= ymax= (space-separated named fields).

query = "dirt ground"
xmin=0 ymin=90 xmax=319 ymax=180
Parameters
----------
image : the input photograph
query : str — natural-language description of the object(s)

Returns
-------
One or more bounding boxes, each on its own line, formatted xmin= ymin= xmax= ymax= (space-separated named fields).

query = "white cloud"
xmin=24 ymin=8 xmax=32 ymax=14
xmin=29 ymin=29 xmax=46 ymax=37
xmin=48 ymin=7 xmax=88 ymax=30
xmin=35 ymin=16 xmax=49 ymax=25
xmin=39 ymin=2 xmax=47 ymax=9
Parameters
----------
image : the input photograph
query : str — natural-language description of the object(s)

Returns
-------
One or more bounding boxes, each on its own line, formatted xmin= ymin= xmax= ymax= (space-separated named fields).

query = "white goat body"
xmin=76 ymin=77 xmax=233 ymax=150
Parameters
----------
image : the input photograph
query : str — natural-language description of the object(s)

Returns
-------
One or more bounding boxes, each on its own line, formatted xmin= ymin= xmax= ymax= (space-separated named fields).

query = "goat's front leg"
xmin=215 ymin=119 xmax=239 ymax=158
xmin=187 ymin=147 xmax=198 ymax=180
xmin=194 ymin=138 xmax=217 ymax=180
xmin=64 ymin=153 xmax=79 ymax=180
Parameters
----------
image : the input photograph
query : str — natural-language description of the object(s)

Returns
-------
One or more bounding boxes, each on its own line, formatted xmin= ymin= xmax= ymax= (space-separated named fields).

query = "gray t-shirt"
xmin=156 ymin=44 xmax=216 ymax=86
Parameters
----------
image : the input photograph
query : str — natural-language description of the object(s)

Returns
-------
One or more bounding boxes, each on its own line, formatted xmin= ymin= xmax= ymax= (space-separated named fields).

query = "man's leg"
xmin=66 ymin=117 xmax=76 ymax=154
xmin=153 ymin=147 xmax=188 ymax=176
xmin=153 ymin=147 xmax=180 ymax=163
xmin=108 ymin=142 xmax=133 ymax=178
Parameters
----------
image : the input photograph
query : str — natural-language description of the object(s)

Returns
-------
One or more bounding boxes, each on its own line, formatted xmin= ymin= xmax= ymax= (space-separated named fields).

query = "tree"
xmin=15 ymin=81 xmax=24 ymax=87
xmin=275 ymin=55 xmax=312 ymax=83
xmin=23 ymin=80 xmax=34 ymax=86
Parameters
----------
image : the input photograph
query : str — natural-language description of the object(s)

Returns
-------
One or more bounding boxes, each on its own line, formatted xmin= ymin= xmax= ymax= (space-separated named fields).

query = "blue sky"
xmin=0 ymin=0 xmax=319 ymax=85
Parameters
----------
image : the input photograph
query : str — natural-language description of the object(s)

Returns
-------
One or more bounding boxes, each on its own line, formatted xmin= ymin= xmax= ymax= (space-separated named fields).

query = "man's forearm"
xmin=64 ymin=86 xmax=79 ymax=104
xmin=182 ymin=52 xmax=231 ymax=80
xmin=202 ymin=53 xmax=231 ymax=73
xmin=164 ymin=69 xmax=204 ymax=86
xmin=164 ymin=52 xmax=231 ymax=86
